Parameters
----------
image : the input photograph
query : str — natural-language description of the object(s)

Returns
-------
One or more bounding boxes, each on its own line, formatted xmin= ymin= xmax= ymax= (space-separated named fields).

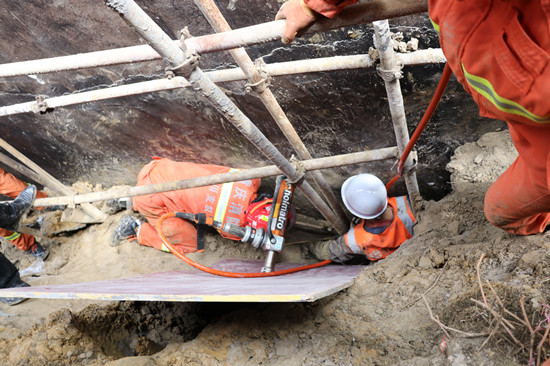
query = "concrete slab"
xmin=0 ymin=260 xmax=363 ymax=302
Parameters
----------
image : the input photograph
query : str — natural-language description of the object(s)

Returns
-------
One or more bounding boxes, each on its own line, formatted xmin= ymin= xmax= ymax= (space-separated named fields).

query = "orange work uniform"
xmin=306 ymin=0 xmax=550 ymax=235
xmin=0 ymin=168 xmax=47 ymax=251
xmin=344 ymin=196 xmax=415 ymax=260
xmin=132 ymin=158 xmax=260 ymax=255
xmin=429 ymin=0 xmax=550 ymax=235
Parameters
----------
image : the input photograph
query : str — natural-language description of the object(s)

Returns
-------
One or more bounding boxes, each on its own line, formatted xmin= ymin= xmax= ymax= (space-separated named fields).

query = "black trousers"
xmin=0 ymin=252 xmax=19 ymax=289
xmin=0 ymin=201 xmax=14 ymax=229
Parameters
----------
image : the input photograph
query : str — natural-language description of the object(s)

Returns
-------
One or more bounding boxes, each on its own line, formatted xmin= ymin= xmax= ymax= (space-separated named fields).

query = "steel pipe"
xmin=0 ymin=78 xmax=189 ymax=116
xmin=0 ymin=49 xmax=446 ymax=117
xmin=104 ymin=0 xmax=349 ymax=234
xmin=32 ymin=147 xmax=399 ymax=207
xmin=195 ymin=0 xmax=349 ymax=229
xmin=0 ymin=0 xmax=427 ymax=78
xmin=373 ymin=20 xmax=421 ymax=206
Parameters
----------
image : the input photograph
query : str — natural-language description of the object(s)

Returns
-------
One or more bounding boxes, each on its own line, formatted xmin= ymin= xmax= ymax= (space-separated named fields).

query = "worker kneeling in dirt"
xmin=307 ymin=174 xmax=415 ymax=264
xmin=110 ymin=157 xmax=272 ymax=255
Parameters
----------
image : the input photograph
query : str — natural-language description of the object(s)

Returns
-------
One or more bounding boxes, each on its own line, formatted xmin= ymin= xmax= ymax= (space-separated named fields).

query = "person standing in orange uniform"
xmin=111 ymin=157 xmax=263 ymax=256
xmin=0 ymin=168 xmax=48 ymax=259
xmin=275 ymin=0 xmax=550 ymax=236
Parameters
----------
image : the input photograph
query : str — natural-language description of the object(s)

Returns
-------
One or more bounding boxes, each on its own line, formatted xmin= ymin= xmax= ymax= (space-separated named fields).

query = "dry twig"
xmin=401 ymin=269 xmax=445 ymax=309
xmin=470 ymin=298 xmax=525 ymax=348
xmin=476 ymin=253 xmax=488 ymax=307
xmin=486 ymin=280 xmax=527 ymax=327
xmin=536 ymin=323 xmax=550 ymax=366
xmin=422 ymin=295 xmax=487 ymax=339
xmin=520 ymin=296 xmax=536 ymax=364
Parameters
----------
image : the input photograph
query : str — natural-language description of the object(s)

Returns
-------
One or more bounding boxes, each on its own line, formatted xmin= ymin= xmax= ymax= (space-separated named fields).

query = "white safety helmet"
xmin=341 ymin=174 xmax=388 ymax=219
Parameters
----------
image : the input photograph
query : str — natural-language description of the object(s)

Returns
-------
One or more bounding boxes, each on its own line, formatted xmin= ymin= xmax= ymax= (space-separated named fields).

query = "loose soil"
xmin=1 ymin=130 xmax=548 ymax=365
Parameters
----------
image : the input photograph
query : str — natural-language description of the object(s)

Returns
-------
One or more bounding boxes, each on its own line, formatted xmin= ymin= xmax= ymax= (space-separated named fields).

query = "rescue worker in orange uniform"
xmin=307 ymin=174 xmax=415 ymax=263
xmin=276 ymin=0 xmax=550 ymax=236
xmin=0 ymin=168 xmax=48 ymax=259
xmin=0 ymin=184 xmax=38 ymax=306
xmin=0 ymin=185 xmax=37 ymax=306
xmin=111 ymin=157 xmax=267 ymax=256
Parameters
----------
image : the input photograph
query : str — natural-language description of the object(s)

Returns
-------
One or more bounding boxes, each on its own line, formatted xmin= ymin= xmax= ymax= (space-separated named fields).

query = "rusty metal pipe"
xmin=195 ymin=0 xmax=349 ymax=228
xmin=0 ymin=0 xmax=427 ymax=78
xmin=0 ymin=49 xmax=445 ymax=117
xmin=32 ymin=147 xmax=399 ymax=207
xmin=104 ymin=0 xmax=349 ymax=234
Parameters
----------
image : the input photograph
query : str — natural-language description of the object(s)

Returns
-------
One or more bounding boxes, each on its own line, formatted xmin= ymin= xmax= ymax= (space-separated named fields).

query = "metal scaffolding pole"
xmin=373 ymin=20 xmax=421 ymax=207
xmin=0 ymin=0 xmax=428 ymax=78
xmin=0 ymin=49 xmax=446 ymax=117
xmin=103 ymin=0 xmax=349 ymax=234
xmin=32 ymin=147 xmax=399 ymax=208
xmin=195 ymin=0 xmax=349 ymax=229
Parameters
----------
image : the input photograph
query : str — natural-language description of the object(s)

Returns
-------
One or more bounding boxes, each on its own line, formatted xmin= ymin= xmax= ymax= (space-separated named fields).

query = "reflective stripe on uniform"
xmin=344 ymin=226 xmax=363 ymax=254
xmin=213 ymin=169 xmax=237 ymax=223
xmin=395 ymin=196 xmax=414 ymax=236
xmin=4 ymin=232 xmax=21 ymax=241
xmin=430 ymin=16 xmax=440 ymax=33
xmin=462 ymin=64 xmax=550 ymax=124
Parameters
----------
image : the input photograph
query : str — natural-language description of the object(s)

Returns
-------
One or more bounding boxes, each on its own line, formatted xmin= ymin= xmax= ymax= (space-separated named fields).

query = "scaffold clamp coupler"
xmin=376 ymin=64 xmax=403 ymax=82
xmin=287 ymin=155 xmax=305 ymax=184
xmin=31 ymin=95 xmax=54 ymax=114
xmin=245 ymin=58 xmax=271 ymax=94
xmin=165 ymin=27 xmax=200 ymax=78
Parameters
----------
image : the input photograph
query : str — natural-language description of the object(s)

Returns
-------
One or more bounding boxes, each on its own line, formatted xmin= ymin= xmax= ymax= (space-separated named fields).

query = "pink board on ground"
xmin=0 ymin=260 xmax=363 ymax=302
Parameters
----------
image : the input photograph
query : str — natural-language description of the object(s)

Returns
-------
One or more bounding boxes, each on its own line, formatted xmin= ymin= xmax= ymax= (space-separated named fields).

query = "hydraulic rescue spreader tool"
xmin=168 ymin=175 xmax=296 ymax=273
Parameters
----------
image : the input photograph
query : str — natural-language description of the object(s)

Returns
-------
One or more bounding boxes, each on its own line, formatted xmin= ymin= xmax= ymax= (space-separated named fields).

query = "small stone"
xmin=474 ymin=154 xmax=484 ymax=164
xmin=406 ymin=38 xmax=419 ymax=51
xmin=532 ymin=298 xmax=541 ymax=311
xmin=418 ymin=256 xmax=433 ymax=269
xmin=392 ymin=39 xmax=400 ymax=51
xmin=398 ymin=41 xmax=408 ymax=53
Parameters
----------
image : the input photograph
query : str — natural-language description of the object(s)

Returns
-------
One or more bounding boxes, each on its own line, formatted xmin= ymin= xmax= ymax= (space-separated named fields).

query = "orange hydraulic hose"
xmin=386 ymin=63 xmax=452 ymax=190
xmin=157 ymin=212 xmax=331 ymax=278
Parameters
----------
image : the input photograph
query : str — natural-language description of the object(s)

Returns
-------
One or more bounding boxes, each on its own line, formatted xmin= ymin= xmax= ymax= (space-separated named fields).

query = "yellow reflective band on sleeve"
xmin=160 ymin=243 xmax=171 ymax=253
xmin=462 ymin=64 xmax=550 ymax=124
xmin=429 ymin=16 xmax=440 ymax=33
xmin=4 ymin=232 xmax=21 ymax=241
xmin=213 ymin=168 xmax=237 ymax=223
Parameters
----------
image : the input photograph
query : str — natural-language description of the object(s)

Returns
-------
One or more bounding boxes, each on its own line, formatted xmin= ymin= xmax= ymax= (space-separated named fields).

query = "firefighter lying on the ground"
xmin=306 ymin=173 xmax=415 ymax=264
xmin=110 ymin=157 xmax=281 ymax=256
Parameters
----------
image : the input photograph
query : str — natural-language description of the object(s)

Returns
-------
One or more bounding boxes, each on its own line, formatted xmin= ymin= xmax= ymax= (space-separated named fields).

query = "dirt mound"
xmin=0 ymin=130 xmax=548 ymax=365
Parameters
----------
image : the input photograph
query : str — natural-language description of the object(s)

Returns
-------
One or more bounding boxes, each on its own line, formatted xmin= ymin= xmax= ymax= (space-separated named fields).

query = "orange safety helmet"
xmin=245 ymin=197 xmax=296 ymax=232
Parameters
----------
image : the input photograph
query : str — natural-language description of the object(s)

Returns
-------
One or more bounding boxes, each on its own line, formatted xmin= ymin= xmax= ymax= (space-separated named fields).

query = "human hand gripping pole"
xmin=275 ymin=0 xmax=318 ymax=44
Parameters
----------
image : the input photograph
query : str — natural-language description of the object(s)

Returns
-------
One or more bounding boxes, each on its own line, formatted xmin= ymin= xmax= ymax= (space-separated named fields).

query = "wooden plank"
xmin=0 ymin=260 xmax=363 ymax=303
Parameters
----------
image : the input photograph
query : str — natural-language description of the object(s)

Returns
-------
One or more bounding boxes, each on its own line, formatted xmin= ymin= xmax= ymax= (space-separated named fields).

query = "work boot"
xmin=2 ymin=185 xmax=37 ymax=232
xmin=105 ymin=197 xmax=131 ymax=214
xmin=26 ymin=242 xmax=48 ymax=261
xmin=111 ymin=215 xmax=141 ymax=247
xmin=0 ymin=279 xmax=30 ymax=306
